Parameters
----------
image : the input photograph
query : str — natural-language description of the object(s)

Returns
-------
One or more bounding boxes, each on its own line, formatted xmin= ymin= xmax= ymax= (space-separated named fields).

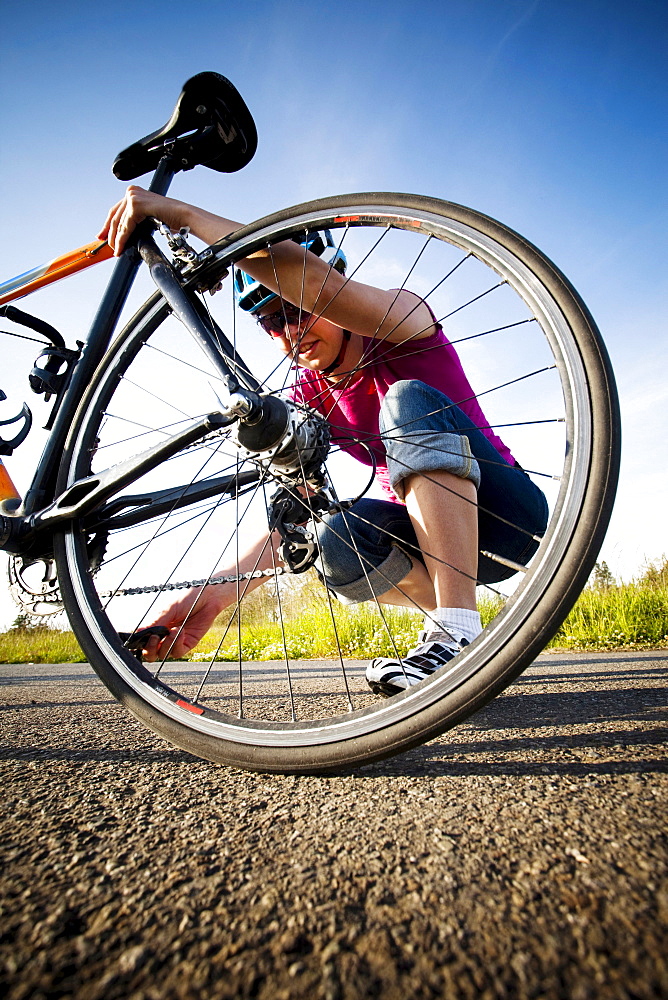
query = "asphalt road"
xmin=1 ymin=650 xmax=666 ymax=1000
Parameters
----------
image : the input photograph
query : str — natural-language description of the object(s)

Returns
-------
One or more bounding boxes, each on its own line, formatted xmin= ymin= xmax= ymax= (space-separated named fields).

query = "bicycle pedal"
xmin=119 ymin=626 xmax=170 ymax=661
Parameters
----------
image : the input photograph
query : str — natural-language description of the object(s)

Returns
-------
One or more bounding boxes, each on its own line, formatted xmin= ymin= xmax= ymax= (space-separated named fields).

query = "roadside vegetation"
xmin=1 ymin=559 xmax=667 ymax=664
xmin=0 ymin=613 xmax=87 ymax=664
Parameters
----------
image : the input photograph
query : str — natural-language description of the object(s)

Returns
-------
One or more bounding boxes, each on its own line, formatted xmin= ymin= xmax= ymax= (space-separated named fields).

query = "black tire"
xmin=54 ymin=193 xmax=620 ymax=772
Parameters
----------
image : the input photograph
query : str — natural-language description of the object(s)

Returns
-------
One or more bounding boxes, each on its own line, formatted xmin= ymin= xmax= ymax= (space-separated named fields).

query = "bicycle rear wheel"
xmin=55 ymin=193 xmax=620 ymax=772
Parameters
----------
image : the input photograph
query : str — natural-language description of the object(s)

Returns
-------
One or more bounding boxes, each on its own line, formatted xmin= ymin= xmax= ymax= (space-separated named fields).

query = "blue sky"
xmin=1 ymin=0 xmax=666 ymax=625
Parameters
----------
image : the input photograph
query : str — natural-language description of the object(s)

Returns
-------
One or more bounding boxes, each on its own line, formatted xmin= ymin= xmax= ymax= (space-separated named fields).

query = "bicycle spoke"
xmin=111 ymin=440 xmax=231 ymax=619
xmin=56 ymin=192 xmax=618 ymax=773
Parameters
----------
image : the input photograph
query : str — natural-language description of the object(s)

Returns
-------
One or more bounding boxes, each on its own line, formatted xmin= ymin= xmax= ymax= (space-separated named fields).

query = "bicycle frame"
xmin=0 ymin=241 xmax=115 ymax=307
xmin=0 ymin=155 xmax=263 ymax=560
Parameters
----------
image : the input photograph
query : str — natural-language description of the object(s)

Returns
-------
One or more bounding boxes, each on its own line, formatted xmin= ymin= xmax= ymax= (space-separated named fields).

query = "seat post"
xmin=147 ymin=154 xmax=178 ymax=197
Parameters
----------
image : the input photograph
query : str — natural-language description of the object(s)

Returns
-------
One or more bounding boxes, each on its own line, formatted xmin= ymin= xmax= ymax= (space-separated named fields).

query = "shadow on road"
xmin=470 ymin=684 xmax=667 ymax=728
xmin=1 ymin=676 xmax=665 ymax=777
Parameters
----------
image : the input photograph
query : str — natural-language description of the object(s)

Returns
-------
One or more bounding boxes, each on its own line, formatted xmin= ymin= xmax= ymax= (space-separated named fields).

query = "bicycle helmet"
xmin=234 ymin=230 xmax=346 ymax=314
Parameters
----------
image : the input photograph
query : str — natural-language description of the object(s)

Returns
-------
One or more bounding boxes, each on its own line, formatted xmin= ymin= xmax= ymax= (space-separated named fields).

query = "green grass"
xmin=546 ymin=581 xmax=668 ymax=651
xmin=191 ymin=604 xmax=424 ymax=662
xmin=0 ymin=624 xmax=86 ymax=664
xmin=1 ymin=578 xmax=666 ymax=664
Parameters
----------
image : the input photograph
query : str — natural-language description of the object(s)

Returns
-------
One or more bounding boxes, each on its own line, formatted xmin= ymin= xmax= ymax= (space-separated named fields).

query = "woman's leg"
xmin=379 ymin=379 xmax=548 ymax=590
xmin=314 ymin=497 xmax=420 ymax=605
xmin=374 ymin=470 xmax=478 ymax=611
xmin=366 ymin=379 xmax=544 ymax=695
xmin=316 ymin=379 xmax=548 ymax=693
xmin=398 ymin=469 xmax=478 ymax=610
xmin=378 ymin=380 xmax=480 ymax=615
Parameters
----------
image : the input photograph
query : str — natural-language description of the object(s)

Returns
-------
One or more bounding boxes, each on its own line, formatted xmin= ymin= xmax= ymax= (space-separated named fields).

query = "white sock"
xmin=425 ymin=607 xmax=482 ymax=644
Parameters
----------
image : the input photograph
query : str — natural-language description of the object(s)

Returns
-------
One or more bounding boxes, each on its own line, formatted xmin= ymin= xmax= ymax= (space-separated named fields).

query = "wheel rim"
xmin=61 ymin=197 xmax=610 ymax=754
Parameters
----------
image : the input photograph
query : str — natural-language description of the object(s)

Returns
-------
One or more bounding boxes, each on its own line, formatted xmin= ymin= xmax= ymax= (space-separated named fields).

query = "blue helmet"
xmin=234 ymin=230 xmax=346 ymax=314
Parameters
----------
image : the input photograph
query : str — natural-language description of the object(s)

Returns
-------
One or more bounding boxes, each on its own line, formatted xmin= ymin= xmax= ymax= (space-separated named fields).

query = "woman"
xmin=100 ymin=188 xmax=548 ymax=695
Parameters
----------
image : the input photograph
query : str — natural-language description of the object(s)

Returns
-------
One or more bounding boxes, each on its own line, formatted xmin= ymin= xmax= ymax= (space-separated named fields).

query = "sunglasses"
xmin=256 ymin=302 xmax=313 ymax=336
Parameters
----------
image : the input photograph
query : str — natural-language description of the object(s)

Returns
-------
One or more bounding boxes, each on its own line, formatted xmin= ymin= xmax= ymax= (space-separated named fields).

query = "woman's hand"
xmin=139 ymin=532 xmax=277 ymax=662
xmin=99 ymin=186 xmax=240 ymax=256
xmin=98 ymin=186 xmax=189 ymax=256
xmin=141 ymin=586 xmax=225 ymax=662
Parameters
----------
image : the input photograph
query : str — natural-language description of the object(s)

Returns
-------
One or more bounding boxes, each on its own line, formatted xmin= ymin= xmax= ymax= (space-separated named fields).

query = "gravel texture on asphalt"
xmin=0 ymin=650 xmax=666 ymax=1000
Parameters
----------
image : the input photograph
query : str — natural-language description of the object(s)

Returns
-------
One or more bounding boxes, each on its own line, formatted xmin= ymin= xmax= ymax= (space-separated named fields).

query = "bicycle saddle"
xmin=113 ymin=72 xmax=257 ymax=181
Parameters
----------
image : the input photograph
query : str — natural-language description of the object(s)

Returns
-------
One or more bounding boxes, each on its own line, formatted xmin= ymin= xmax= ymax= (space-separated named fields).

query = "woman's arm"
xmin=99 ymin=186 xmax=240 ymax=254
xmin=100 ymin=187 xmax=436 ymax=342
xmin=142 ymin=524 xmax=281 ymax=662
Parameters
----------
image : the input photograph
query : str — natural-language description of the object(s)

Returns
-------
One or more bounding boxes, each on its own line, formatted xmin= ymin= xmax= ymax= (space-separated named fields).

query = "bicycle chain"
xmin=99 ymin=564 xmax=286 ymax=598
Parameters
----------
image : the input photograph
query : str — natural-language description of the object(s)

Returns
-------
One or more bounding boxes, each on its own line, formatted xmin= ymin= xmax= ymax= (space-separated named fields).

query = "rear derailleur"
xmin=269 ymin=486 xmax=341 ymax=574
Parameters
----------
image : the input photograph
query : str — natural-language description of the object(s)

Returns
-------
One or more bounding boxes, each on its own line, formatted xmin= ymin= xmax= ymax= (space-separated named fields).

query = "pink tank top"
xmin=292 ymin=324 xmax=514 ymax=503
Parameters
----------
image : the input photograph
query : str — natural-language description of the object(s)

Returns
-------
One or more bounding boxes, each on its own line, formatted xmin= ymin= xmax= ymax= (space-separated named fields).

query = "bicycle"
xmin=0 ymin=72 xmax=620 ymax=773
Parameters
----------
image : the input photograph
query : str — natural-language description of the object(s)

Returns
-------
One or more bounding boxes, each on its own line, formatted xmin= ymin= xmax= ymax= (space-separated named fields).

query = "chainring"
xmin=7 ymin=554 xmax=63 ymax=618
xmin=6 ymin=530 xmax=108 ymax=620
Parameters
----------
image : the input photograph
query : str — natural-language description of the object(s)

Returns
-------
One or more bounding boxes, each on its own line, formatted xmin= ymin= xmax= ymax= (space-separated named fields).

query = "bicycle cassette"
xmin=233 ymin=396 xmax=330 ymax=482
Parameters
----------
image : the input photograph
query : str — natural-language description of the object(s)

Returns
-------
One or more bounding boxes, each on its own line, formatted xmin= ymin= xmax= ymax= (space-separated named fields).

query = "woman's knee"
xmin=380 ymin=382 xmax=481 ymax=495
xmin=314 ymin=511 xmax=350 ymax=574
xmin=314 ymin=508 xmax=384 ymax=585
xmin=380 ymin=380 xmax=453 ymax=433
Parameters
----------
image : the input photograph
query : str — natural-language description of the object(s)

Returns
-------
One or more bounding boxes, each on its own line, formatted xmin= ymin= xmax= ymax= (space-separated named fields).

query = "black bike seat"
xmin=113 ymin=72 xmax=257 ymax=181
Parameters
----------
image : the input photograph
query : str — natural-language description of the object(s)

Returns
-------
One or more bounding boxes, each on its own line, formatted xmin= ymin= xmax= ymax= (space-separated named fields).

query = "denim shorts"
xmin=315 ymin=379 xmax=549 ymax=602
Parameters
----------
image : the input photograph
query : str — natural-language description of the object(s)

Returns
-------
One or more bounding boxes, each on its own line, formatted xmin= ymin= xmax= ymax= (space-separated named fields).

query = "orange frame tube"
xmin=0 ymin=240 xmax=114 ymax=306
xmin=0 ymin=459 xmax=20 ymax=502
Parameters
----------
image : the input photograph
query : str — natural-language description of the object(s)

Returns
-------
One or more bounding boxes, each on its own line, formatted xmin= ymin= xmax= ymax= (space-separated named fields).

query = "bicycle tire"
xmin=54 ymin=193 xmax=620 ymax=772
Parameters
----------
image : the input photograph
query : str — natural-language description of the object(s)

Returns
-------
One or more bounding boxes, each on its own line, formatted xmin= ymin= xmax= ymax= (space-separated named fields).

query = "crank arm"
xmin=29 ymin=411 xmax=232 ymax=533
xmin=88 ymin=468 xmax=261 ymax=532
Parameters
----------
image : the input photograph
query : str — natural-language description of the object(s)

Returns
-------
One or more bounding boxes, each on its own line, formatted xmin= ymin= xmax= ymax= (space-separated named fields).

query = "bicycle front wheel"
xmin=55 ymin=193 xmax=620 ymax=772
